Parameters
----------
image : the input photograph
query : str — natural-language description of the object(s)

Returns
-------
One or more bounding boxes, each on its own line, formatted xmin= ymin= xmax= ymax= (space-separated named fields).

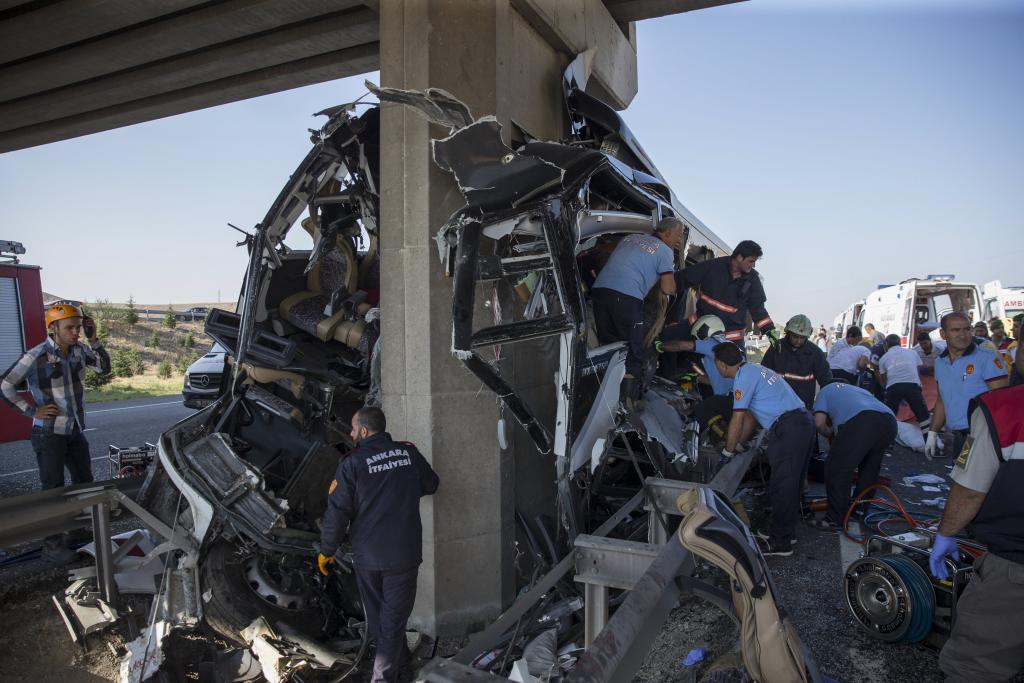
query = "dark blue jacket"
xmin=320 ymin=432 xmax=439 ymax=570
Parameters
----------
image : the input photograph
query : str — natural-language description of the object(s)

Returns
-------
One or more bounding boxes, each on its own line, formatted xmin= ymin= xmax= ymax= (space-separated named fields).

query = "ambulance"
xmin=857 ymin=275 xmax=984 ymax=347
xmin=832 ymin=300 xmax=865 ymax=340
xmin=982 ymin=280 xmax=1024 ymax=325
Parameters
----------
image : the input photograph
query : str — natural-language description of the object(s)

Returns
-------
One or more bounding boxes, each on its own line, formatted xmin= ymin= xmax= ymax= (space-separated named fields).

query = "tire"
xmin=200 ymin=540 xmax=321 ymax=645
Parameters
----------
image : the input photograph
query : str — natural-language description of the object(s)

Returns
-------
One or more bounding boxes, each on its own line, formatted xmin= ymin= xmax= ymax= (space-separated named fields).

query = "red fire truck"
xmin=1 ymin=240 xmax=45 ymax=443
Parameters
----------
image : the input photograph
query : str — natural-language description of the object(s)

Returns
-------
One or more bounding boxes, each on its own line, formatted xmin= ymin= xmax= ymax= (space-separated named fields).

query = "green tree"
xmin=96 ymin=318 xmax=110 ymax=341
xmin=164 ymin=304 xmax=177 ymax=329
xmin=157 ymin=360 xmax=173 ymax=379
xmin=147 ymin=330 xmax=160 ymax=348
xmin=183 ymin=330 xmax=195 ymax=348
xmin=111 ymin=348 xmax=136 ymax=378
xmin=124 ymin=295 xmax=139 ymax=327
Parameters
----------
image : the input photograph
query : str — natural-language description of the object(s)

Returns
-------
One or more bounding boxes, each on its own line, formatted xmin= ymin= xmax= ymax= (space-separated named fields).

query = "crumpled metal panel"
xmin=181 ymin=433 xmax=287 ymax=535
xmin=366 ymin=80 xmax=474 ymax=130
xmin=633 ymin=386 xmax=685 ymax=459
xmin=570 ymin=345 xmax=627 ymax=473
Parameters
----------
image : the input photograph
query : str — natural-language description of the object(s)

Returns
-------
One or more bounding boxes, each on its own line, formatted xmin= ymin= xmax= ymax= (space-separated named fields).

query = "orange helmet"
xmin=45 ymin=302 xmax=84 ymax=328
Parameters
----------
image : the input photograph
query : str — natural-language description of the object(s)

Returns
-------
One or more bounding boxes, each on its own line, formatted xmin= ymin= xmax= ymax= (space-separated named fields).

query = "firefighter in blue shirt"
xmin=811 ymin=381 xmax=896 ymax=530
xmin=926 ymin=312 xmax=1008 ymax=459
xmin=591 ymin=217 xmax=685 ymax=405
xmin=713 ymin=344 xmax=813 ymax=556
xmin=658 ymin=315 xmax=734 ymax=445
xmin=318 ymin=407 xmax=439 ymax=683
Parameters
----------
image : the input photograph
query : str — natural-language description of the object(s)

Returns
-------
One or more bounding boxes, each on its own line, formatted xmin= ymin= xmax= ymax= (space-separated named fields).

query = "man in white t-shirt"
xmin=827 ymin=326 xmax=871 ymax=384
xmin=877 ymin=334 xmax=929 ymax=425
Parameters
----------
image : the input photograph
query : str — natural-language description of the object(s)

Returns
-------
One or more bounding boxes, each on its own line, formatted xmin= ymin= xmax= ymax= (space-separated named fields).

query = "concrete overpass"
xmin=0 ymin=0 xmax=742 ymax=637
xmin=0 ymin=0 xmax=739 ymax=153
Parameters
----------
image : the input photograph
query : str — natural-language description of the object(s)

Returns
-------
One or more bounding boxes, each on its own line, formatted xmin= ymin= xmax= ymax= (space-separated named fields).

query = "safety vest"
xmin=970 ymin=384 xmax=1024 ymax=563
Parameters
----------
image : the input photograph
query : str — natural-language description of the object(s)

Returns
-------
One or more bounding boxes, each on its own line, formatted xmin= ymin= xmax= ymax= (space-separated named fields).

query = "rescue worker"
xmin=877 ymin=334 xmax=929 ymax=426
xmin=591 ymin=217 xmax=685 ymax=404
xmin=318 ymin=407 xmax=440 ymax=683
xmin=658 ymin=315 xmax=735 ymax=445
xmin=1 ymin=302 xmax=109 ymax=563
xmin=913 ymin=332 xmax=946 ymax=374
xmin=989 ymin=318 xmax=1012 ymax=350
xmin=863 ymin=323 xmax=885 ymax=347
xmin=827 ymin=325 xmax=870 ymax=385
xmin=760 ymin=314 xmax=832 ymax=409
xmin=926 ymin=312 xmax=1008 ymax=460
xmin=811 ymin=381 xmax=897 ymax=531
xmin=929 ymin=384 xmax=1024 ymax=682
xmin=670 ymin=240 xmax=775 ymax=348
xmin=714 ymin=344 xmax=813 ymax=556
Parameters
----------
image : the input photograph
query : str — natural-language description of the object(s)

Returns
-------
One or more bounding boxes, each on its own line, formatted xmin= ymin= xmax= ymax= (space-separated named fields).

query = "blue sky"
xmin=1 ymin=0 xmax=1021 ymax=326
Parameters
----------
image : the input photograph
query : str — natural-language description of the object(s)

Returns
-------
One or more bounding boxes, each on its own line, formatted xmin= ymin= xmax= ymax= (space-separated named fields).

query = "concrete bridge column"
xmin=378 ymin=0 xmax=638 ymax=636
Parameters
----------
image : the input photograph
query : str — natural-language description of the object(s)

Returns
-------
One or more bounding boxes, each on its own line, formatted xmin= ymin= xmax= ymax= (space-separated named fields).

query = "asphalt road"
xmin=0 ymin=396 xmax=193 ymax=498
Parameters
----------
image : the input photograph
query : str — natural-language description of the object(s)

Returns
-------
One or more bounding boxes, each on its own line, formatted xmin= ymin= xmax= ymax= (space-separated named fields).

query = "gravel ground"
xmin=635 ymin=443 xmax=973 ymax=683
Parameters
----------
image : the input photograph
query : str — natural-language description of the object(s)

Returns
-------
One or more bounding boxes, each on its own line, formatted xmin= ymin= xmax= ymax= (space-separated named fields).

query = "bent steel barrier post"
xmin=91 ymin=501 xmax=118 ymax=608
xmin=567 ymin=450 xmax=753 ymax=683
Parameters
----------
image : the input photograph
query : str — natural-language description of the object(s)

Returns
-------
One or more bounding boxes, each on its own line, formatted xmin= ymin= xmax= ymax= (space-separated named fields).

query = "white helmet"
xmin=692 ymin=314 xmax=725 ymax=340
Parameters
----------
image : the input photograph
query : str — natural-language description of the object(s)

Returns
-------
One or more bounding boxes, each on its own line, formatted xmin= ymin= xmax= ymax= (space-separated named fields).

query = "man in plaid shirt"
xmin=1 ymin=302 xmax=110 ymax=495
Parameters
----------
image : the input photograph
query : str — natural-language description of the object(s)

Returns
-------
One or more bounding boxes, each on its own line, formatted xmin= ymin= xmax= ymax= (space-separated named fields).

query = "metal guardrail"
xmin=0 ymin=477 xmax=144 ymax=549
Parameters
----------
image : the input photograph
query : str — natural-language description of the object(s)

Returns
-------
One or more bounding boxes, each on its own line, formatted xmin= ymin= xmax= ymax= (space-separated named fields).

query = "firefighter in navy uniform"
xmin=761 ymin=314 xmax=832 ymax=409
xmin=930 ymin=384 xmax=1024 ymax=682
xmin=669 ymin=239 xmax=775 ymax=347
xmin=318 ymin=407 xmax=440 ymax=683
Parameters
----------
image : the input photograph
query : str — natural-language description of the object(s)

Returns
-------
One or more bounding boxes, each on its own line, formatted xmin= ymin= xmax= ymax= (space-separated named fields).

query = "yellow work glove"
xmin=317 ymin=552 xmax=335 ymax=576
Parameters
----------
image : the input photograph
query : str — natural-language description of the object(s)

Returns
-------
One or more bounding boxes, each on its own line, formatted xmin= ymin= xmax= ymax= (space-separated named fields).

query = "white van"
xmin=858 ymin=276 xmax=983 ymax=347
xmin=982 ymin=280 xmax=1024 ymax=323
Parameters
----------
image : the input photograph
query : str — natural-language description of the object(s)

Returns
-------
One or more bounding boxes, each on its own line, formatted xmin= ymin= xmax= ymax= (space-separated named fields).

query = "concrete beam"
xmin=0 ymin=0 xmax=210 ymax=64
xmin=603 ymin=0 xmax=745 ymax=23
xmin=511 ymin=0 xmax=638 ymax=109
xmin=0 ymin=43 xmax=378 ymax=153
xmin=0 ymin=0 xmax=365 ymax=101
xmin=0 ymin=9 xmax=378 ymax=131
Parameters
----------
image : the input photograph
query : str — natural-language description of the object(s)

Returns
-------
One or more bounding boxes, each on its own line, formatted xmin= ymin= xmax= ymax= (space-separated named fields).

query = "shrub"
xmin=130 ymin=348 xmax=145 ymax=375
xmin=95 ymin=319 xmax=110 ymax=341
xmin=164 ymin=305 xmax=177 ymax=329
xmin=157 ymin=360 xmax=173 ymax=379
xmin=124 ymin=295 xmax=139 ymax=327
xmin=84 ymin=368 xmax=113 ymax=389
xmin=146 ymin=330 xmax=160 ymax=348
xmin=183 ymin=331 xmax=195 ymax=348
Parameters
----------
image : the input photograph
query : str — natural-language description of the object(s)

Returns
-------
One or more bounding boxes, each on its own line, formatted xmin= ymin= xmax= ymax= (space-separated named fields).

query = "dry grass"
xmin=85 ymin=373 xmax=183 ymax=403
xmin=83 ymin=319 xmax=214 ymax=403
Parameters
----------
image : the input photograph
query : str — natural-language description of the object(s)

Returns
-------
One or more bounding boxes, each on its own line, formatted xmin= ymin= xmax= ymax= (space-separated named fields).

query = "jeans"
xmin=354 ymin=565 xmax=419 ymax=683
xmin=30 ymin=425 xmax=94 ymax=490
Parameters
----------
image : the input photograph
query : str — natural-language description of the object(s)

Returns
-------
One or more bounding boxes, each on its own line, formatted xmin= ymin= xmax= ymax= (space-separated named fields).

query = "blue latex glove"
xmin=929 ymin=534 xmax=960 ymax=580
